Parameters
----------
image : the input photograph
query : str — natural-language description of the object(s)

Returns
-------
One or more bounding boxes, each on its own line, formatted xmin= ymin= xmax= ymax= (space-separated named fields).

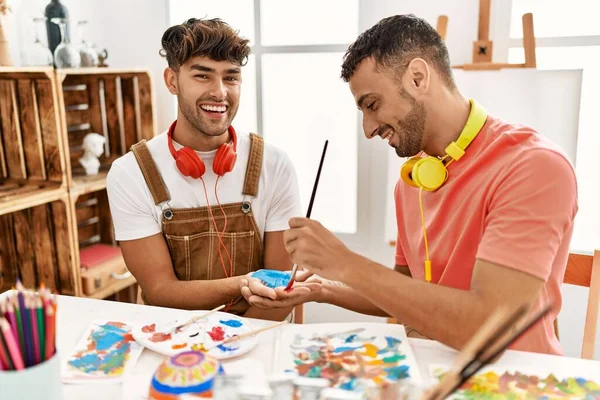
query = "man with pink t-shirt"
xmin=239 ymin=14 xmax=578 ymax=356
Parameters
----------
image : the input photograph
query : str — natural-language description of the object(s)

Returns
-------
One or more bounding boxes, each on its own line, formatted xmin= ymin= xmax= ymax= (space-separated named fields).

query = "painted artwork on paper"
xmin=430 ymin=366 xmax=600 ymax=400
xmin=277 ymin=323 xmax=423 ymax=392
xmin=131 ymin=311 xmax=257 ymax=360
xmin=62 ymin=320 xmax=144 ymax=382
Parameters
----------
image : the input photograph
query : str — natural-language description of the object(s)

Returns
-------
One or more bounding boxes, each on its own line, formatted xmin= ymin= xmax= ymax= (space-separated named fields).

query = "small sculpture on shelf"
xmin=79 ymin=132 xmax=106 ymax=176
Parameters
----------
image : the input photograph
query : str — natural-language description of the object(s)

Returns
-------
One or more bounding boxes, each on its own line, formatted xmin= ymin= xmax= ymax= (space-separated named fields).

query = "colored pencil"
xmin=0 ymin=318 xmax=24 ymax=370
xmin=11 ymin=296 xmax=25 ymax=362
xmin=0 ymin=330 xmax=13 ymax=370
xmin=5 ymin=300 xmax=19 ymax=353
xmin=36 ymin=296 xmax=45 ymax=362
xmin=0 ymin=282 xmax=58 ymax=370
xmin=29 ymin=296 xmax=41 ymax=364
xmin=45 ymin=305 xmax=55 ymax=360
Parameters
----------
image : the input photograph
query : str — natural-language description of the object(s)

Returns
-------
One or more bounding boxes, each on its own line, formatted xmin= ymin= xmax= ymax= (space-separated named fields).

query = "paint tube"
xmin=267 ymin=373 xmax=295 ymax=399
xmin=293 ymin=377 xmax=330 ymax=400
xmin=212 ymin=374 xmax=243 ymax=400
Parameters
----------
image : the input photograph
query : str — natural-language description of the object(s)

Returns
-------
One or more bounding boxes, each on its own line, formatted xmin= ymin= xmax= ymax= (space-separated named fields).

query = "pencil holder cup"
xmin=0 ymin=353 xmax=63 ymax=400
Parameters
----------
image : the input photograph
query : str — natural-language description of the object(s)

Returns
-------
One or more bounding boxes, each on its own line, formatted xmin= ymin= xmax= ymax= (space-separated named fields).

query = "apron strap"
xmin=242 ymin=133 xmax=264 ymax=197
xmin=130 ymin=140 xmax=171 ymax=205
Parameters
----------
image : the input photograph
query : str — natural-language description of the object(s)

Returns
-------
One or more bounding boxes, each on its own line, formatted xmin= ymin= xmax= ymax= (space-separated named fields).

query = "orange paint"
xmin=150 ymin=332 xmax=172 ymax=342
xmin=171 ymin=343 xmax=187 ymax=350
xmin=142 ymin=323 xmax=156 ymax=333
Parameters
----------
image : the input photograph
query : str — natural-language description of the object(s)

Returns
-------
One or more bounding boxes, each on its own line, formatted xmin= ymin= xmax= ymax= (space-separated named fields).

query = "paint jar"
xmin=212 ymin=373 xmax=243 ymax=400
xmin=267 ymin=372 xmax=295 ymax=399
xmin=0 ymin=352 xmax=63 ymax=400
xmin=294 ymin=377 xmax=330 ymax=400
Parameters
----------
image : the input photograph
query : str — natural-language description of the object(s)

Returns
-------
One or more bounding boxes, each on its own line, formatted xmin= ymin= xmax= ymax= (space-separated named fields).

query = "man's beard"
xmin=394 ymin=89 xmax=426 ymax=158
xmin=177 ymin=94 xmax=237 ymax=137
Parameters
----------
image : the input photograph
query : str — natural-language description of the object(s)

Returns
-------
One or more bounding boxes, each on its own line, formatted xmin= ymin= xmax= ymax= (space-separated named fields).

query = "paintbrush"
xmin=165 ymin=304 xmax=226 ymax=334
xmin=204 ymin=320 xmax=289 ymax=351
xmin=424 ymin=302 xmax=553 ymax=400
xmin=285 ymin=140 xmax=329 ymax=291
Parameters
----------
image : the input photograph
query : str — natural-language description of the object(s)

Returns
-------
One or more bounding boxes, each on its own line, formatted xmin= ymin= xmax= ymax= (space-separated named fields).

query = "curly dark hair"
xmin=160 ymin=17 xmax=251 ymax=70
xmin=341 ymin=14 xmax=454 ymax=87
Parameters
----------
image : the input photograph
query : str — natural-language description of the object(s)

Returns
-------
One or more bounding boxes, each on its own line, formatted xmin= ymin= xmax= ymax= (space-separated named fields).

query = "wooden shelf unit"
xmin=0 ymin=67 xmax=155 ymax=302
xmin=56 ymin=69 xmax=156 ymax=186
xmin=0 ymin=194 xmax=80 ymax=295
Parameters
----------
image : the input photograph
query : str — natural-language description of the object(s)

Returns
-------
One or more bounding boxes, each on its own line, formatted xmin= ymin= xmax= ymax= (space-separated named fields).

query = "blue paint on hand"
xmin=251 ymin=269 xmax=291 ymax=289
xmin=219 ymin=319 xmax=243 ymax=328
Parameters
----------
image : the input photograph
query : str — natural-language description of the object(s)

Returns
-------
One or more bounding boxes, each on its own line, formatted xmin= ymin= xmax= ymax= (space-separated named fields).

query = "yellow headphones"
xmin=400 ymin=98 xmax=488 ymax=282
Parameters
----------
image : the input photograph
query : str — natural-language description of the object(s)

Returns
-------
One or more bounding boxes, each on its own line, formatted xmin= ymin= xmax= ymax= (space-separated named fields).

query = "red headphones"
xmin=167 ymin=120 xmax=238 ymax=179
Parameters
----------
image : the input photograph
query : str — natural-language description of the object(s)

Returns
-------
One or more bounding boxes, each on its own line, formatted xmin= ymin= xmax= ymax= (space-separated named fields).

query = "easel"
xmin=436 ymin=0 xmax=537 ymax=70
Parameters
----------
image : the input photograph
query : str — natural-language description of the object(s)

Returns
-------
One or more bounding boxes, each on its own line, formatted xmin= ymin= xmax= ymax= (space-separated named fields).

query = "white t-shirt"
xmin=106 ymin=129 xmax=302 ymax=241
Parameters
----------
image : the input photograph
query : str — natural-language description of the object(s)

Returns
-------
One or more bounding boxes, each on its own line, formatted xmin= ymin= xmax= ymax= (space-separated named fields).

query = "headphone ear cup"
xmin=213 ymin=143 xmax=237 ymax=176
xmin=175 ymin=147 xmax=206 ymax=179
xmin=411 ymin=157 xmax=448 ymax=191
xmin=401 ymin=157 xmax=420 ymax=188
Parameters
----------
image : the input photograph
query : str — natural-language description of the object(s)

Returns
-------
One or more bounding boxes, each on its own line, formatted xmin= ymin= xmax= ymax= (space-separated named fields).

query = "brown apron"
xmin=130 ymin=133 xmax=265 ymax=316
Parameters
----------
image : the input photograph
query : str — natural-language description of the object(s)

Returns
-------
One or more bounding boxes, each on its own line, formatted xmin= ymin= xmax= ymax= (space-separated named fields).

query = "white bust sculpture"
xmin=79 ymin=133 xmax=106 ymax=175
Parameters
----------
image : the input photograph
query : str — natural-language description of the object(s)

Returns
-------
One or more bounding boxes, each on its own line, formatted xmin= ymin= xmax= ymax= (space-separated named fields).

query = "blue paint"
xmin=90 ymin=324 xmax=127 ymax=351
xmin=344 ymin=334 xmax=376 ymax=343
xmin=332 ymin=345 xmax=363 ymax=353
xmin=219 ymin=319 xmax=243 ymax=328
xmin=345 ymin=334 xmax=357 ymax=343
xmin=217 ymin=344 xmax=237 ymax=352
xmin=251 ymin=269 xmax=291 ymax=288
xmin=340 ymin=378 xmax=359 ymax=391
xmin=378 ymin=336 xmax=402 ymax=354
xmin=68 ymin=343 xmax=131 ymax=374
xmin=383 ymin=365 xmax=410 ymax=380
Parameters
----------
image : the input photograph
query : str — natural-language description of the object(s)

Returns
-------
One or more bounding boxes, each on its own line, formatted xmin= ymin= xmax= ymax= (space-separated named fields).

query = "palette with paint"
xmin=275 ymin=322 xmax=423 ymax=392
xmin=131 ymin=311 xmax=257 ymax=360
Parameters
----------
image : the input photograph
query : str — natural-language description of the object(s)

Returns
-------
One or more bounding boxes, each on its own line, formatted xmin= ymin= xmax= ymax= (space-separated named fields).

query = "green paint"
xmin=382 ymin=354 xmax=405 ymax=363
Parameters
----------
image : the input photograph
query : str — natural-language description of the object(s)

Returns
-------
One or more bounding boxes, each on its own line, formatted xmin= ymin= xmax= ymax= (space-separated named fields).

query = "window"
xmin=168 ymin=0 xmax=360 ymax=234
xmin=507 ymin=2 xmax=600 ymax=253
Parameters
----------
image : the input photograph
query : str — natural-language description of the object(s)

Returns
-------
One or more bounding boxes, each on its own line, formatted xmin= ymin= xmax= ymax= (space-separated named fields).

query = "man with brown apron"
xmin=106 ymin=18 xmax=302 ymax=321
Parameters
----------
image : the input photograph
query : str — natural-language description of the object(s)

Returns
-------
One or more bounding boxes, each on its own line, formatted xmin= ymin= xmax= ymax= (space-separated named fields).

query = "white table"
xmin=2 ymin=291 xmax=600 ymax=400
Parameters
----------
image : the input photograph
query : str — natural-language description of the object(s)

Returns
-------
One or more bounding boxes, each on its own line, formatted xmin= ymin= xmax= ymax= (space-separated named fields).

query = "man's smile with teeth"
xmin=200 ymin=104 xmax=227 ymax=113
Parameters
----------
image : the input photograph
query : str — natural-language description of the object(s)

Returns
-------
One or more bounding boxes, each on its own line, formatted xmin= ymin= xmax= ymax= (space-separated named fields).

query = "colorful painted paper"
xmin=131 ymin=311 xmax=257 ymax=360
xmin=430 ymin=366 xmax=600 ymax=400
xmin=275 ymin=323 xmax=423 ymax=392
xmin=62 ymin=320 xmax=143 ymax=383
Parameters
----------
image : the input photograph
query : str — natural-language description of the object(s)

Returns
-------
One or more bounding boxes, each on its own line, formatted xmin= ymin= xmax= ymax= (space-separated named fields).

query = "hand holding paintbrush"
xmin=285 ymin=140 xmax=329 ymax=291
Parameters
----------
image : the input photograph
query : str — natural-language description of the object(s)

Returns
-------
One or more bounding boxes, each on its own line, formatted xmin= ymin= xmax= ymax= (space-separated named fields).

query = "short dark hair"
xmin=160 ymin=17 xmax=251 ymax=70
xmin=341 ymin=14 xmax=454 ymax=87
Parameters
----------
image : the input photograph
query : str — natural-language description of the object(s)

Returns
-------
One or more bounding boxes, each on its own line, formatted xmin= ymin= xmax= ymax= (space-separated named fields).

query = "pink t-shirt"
xmin=394 ymin=115 xmax=578 ymax=356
